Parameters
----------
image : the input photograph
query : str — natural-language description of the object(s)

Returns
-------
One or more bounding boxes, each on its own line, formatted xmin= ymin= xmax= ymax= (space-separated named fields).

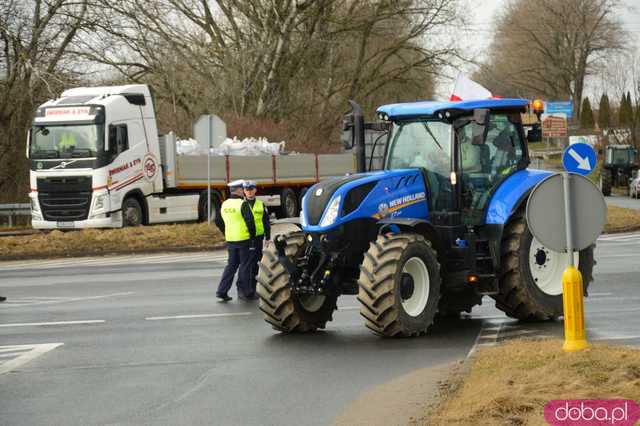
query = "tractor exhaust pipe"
xmin=348 ymin=100 xmax=366 ymax=173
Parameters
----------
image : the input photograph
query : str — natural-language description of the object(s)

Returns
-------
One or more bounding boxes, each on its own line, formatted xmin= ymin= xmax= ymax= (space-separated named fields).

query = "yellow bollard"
xmin=562 ymin=266 xmax=588 ymax=352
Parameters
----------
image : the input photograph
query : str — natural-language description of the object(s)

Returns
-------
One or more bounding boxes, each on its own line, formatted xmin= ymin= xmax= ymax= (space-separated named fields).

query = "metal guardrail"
xmin=0 ymin=203 xmax=31 ymax=227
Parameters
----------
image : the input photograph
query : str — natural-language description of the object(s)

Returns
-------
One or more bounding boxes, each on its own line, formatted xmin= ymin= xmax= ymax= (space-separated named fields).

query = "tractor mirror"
xmin=341 ymin=114 xmax=354 ymax=149
xmin=471 ymin=109 xmax=490 ymax=145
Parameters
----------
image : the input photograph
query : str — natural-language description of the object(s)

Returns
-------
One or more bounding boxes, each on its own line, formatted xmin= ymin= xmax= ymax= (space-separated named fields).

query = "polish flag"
xmin=450 ymin=73 xmax=493 ymax=101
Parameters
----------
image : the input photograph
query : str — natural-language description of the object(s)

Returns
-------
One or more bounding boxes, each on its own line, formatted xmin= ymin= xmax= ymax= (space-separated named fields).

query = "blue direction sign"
xmin=545 ymin=101 xmax=573 ymax=119
xmin=562 ymin=143 xmax=597 ymax=175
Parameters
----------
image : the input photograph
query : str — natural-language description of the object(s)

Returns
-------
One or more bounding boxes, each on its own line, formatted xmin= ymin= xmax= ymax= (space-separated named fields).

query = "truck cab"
xmin=28 ymin=85 xmax=186 ymax=228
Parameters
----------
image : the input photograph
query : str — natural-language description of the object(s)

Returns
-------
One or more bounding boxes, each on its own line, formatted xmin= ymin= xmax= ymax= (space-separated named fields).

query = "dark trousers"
xmin=217 ymin=240 xmax=253 ymax=298
xmin=249 ymin=236 xmax=264 ymax=294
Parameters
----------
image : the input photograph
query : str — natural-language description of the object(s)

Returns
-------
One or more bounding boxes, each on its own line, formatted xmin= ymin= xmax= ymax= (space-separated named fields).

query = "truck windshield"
xmin=30 ymin=124 xmax=104 ymax=159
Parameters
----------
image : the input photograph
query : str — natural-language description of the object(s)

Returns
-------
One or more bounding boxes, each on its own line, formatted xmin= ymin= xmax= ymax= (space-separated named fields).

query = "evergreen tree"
xmin=619 ymin=92 xmax=632 ymax=127
xmin=598 ymin=93 xmax=611 ymax=130
xmin=627 ymin=92 xmax=634 ymax=127
xmin=580 ymin=97 xmax=595 ymax=129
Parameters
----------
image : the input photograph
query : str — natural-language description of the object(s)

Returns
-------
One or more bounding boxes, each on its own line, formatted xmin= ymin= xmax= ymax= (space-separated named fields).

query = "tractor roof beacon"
xmin=257 ymin=99 xmax=595 ymax=337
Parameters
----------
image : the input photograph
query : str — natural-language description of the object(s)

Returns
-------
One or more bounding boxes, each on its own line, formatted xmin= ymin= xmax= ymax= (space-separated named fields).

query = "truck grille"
xmin=37 ymin=176 xmax=92 ymax=221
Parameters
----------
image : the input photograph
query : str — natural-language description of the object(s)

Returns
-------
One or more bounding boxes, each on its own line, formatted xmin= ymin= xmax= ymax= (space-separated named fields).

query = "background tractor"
xmin=257 ymin=99 xmax=595 ymax=337
xmin=599 ymin=144 xmax=638 ymax=196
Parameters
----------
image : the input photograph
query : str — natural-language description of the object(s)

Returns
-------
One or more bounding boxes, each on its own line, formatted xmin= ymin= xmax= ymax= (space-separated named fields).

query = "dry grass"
xmin=0 ymin=223 xmax=224 ymax=260
xmin=606 ymin=204 xmax=640 ymax=233
xmin=427 ymin=339 xmax=640 ymax=426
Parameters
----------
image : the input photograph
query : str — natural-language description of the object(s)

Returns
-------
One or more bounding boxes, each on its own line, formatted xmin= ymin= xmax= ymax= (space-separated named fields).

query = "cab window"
xmin=458 ymin=113 xmax=525 ymax=223
xmin=386 ymin=120 xmax=453 ymax=211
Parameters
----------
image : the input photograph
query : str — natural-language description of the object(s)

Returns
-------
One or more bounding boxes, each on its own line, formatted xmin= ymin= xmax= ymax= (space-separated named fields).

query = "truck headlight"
xmin=94 ymin=194 xmax=106 ymax=211
xmin=30 ymin=198 xmax=39 ymax=212
xmin=319 ymin=195 xmax=341 ymax=227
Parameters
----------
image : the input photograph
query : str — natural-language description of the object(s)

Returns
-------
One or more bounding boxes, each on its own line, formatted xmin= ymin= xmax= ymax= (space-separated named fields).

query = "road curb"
xmin=332 ymin=361 xmax=461 ymax=426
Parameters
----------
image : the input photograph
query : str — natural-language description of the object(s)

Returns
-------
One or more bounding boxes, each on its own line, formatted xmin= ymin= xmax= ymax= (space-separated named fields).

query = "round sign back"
xmin=526 ymin=173 xmax=606 ymax=252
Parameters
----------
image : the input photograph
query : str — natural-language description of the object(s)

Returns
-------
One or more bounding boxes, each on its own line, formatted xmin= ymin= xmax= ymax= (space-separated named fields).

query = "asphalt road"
xmin=1 ymin=233 xmax=639 ymax=426
xmin=605 ymin=193 xmax=640 ymax=210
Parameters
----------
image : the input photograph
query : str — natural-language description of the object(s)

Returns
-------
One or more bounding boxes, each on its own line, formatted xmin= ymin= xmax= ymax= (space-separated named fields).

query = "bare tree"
xmin=475 ymin=0 xmax=624 ymax=122
xmin=0 ymin=0 xmax=96 ymax=199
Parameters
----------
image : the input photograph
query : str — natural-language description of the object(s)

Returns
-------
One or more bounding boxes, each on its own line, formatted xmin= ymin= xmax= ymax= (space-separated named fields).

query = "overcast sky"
xmin=435 ymin=0 xmax=640 ymax=100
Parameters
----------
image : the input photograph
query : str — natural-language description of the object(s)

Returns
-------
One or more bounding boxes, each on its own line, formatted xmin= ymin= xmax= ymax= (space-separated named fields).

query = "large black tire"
xmin=437 ymin=288 xmax=483 ymax=318
xmin=357 ymin=233 xmax=441 ymax=337
xmin=122 ymin=197 xmax=143 ymax=227
xmin=492 ymin=210 xmax=594 ymax=321
xmin=257 ymin=232 xmax=337 ymax=332
xmin=277 ymin=187 xmax=298 ymax=218
xmin=600 ymin=169 xmax=612 ymax=196
xmin=198 ymin=190 xmax=223 ymax=223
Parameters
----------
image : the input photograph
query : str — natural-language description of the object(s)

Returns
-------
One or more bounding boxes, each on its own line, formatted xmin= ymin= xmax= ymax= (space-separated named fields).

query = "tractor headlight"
xmin=319 ymin=195 xmax=341 ymax=227
xmin=30 ymin=198 xmax=39 ymax=212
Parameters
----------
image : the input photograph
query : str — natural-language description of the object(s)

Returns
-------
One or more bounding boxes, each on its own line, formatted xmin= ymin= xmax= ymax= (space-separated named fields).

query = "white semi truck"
xmin=27 ymin=84 xmax=354 ymax=229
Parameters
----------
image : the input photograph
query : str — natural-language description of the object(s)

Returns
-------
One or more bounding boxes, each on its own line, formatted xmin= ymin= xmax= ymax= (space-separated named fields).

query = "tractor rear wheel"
xmin=257 ymin=232 xmax=337 ymax=332
xmin=357 ymin=233 xmax=441 ymax=337
xmin=492 ymin=210 xmax=594 ymax=321
xmin=600 ymin=169 xmax=612 ymax=196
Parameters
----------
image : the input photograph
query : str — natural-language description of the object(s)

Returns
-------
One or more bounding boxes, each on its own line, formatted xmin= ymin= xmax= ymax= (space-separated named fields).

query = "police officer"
xmin=242 ymin=180 xmax=271 ymax=296
xmin=215 ymin=180 xmax=257 ymax=302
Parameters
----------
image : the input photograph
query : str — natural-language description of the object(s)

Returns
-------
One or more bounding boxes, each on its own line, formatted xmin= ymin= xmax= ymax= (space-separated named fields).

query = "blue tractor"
xmin=257 ymin=99 xmax=594 ymax=337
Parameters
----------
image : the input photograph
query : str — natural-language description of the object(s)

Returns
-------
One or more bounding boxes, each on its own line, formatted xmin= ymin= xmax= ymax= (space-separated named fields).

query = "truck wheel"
xmin=299 ymin=187 xmax=309 ymax=209
xmin=437 ymin=288 xmax=483 ymax=318
xmin=492 ymin=210 xmax=594 ymax=321
xmin=357 ymin=233 xmax=441 ymax=337
xmin=198 ymin=190 xmax=222 ymax=223
xmin=122 ymin=197 xmax=143 ymax=227
xmin=600 ymin=169 xmax=612 ymax=196
xmin=277 ymin=188 xmax=298 ymax=218
xmin=257 ymin=232 xmax=337 ymax=332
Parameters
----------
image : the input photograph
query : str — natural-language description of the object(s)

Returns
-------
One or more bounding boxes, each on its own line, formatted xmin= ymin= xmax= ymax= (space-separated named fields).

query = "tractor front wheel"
xmin=357 ymin=233 xmax=441 ymax=337
xmin=257 ymin=232 xmax=337 ymax=332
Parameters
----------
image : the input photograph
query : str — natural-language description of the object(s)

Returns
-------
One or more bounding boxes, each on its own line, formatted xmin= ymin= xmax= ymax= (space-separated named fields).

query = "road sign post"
xmin=194 ymin=114 xmax=227 ymax=225
xmin=561 ymin=172 xmax=587 ymax=352
xmin=527 ymin=143 xmax=605 ymax=352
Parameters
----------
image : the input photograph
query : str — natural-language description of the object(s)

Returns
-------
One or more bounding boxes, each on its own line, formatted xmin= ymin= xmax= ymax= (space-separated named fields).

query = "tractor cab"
xmin=375 ymin=99 xmax=530 ymax=227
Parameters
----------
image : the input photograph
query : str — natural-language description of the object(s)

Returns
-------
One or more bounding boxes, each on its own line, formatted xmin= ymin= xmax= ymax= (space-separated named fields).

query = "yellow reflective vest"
xmin=220 ymin=198 xmax=250 ymax=242
xmin=251 ymin=199 xmax=265 ymax=237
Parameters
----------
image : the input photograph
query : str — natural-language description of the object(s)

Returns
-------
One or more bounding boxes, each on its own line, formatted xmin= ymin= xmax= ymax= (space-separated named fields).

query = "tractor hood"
xmin=301 ymin=169 xmax=429 ymax=232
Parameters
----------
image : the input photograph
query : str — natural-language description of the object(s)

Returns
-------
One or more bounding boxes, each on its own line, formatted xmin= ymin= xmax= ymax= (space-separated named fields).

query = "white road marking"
xmin=145 ymin=312 xmax=251 ymax=321
xmin=2 ymin=292 xmax=133 ymax=308
xmin=0 ymin=343 xmax=63 ymax=375
xmin=0 ymin=320 xmax=105 ymax=328
xmin=598 ymin=232 xmax=640 ymax=241
xmin=338 ymin=306 xmax=360 ymax=311
xmin=0 ymin=252 xmax=228 ymax=271
xmin=588 ymin=292 xmax=613 ymax=297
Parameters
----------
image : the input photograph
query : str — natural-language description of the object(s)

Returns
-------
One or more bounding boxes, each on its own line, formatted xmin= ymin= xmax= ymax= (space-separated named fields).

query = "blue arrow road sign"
xmin=562 ymin=143 xmax=597 ymax=175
